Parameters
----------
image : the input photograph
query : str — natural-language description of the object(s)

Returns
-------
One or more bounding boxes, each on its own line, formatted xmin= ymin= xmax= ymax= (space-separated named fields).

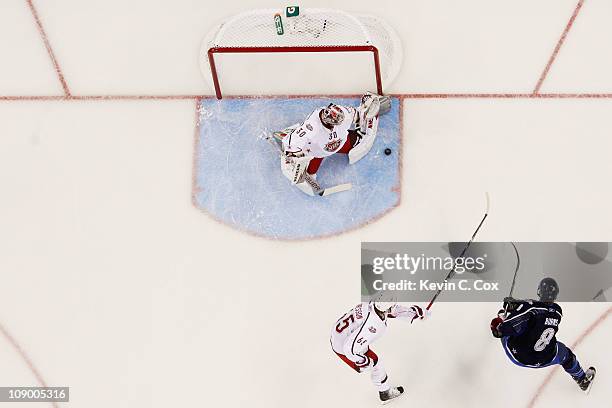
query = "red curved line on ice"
xmin=527 ymin=306 xmax=612 ymax=408
xmin=0 ymin=323 xmax=59 ymax=408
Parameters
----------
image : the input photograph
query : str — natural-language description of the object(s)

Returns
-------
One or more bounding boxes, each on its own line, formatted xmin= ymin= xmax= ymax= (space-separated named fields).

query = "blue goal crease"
xmin=193 ymin=97 xmax=401 ymax=240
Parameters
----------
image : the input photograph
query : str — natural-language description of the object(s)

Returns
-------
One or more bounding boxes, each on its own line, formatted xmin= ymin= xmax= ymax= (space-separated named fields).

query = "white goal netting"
xmin=201 ymin=8 xmax=403 ymax=97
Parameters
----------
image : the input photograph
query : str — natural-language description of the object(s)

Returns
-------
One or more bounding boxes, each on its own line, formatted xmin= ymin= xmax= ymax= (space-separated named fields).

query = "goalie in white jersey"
xmin=330 ymin=297 xmax=426 ymax=404
xmin=273 ymin=93 xmax=391 ymax=196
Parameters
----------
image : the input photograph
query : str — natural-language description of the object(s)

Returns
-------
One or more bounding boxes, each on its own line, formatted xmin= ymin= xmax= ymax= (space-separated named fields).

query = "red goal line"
xmin=3 ymin=93 xmax=612 ymax=102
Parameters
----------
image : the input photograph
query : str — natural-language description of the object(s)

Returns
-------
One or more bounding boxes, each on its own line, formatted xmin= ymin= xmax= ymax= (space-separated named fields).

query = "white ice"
xmin=1 ymin=0 xmax=611 ymax=407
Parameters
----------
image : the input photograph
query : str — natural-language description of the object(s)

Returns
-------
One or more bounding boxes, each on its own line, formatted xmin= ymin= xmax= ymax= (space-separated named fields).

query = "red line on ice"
xmin=26 ymin=0 xmax=71 ymax=96
xmin=0 ymin=95 xmax=203 ymax=101
xmin=527 ymin=305 xmax=611 ymax=408
xmin=399 ymin=93 xmax=612 ymax=99
xmin=5 ymin=93 xmax=612 ymax=102
xmin=532 ymin=0 xmax=585 ymax=94
xmin=0 ymin=323 xmax=59 ymax=408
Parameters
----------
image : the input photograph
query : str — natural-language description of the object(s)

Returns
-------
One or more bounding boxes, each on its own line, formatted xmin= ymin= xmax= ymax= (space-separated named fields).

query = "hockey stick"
xmin=320 ymin=183 xmax=353 ymax=196
xmin=592 ymin=289 xmax=604 ymax=301
xmin=503 ymin=242 xmax=521 ymax=315
xmin=426 ymin=192 xmax=490 ymax=310
xmin=262 ymin=132 xmax=352 ymax=197
xmin=507 ymin=242 xmax=521 ymax=298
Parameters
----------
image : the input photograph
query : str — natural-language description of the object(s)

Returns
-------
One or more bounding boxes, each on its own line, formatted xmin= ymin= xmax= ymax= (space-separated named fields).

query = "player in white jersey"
xmin=273 ymin=93 xmax=391 ymax=196
xmin=330 ymin=299 xmax=426 ymax=404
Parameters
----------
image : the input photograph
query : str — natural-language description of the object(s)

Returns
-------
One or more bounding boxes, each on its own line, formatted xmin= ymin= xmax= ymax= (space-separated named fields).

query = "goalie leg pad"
xmin=296 ymin=181 xmax=315 ymax=196
xmin=296 ymin=173 xmax=325 ymax=196
xmin=296 ymin=179 xmax=317 ymax=196
xmin=349 ymin=116 xmax=379 ymax=165
xmin=281 ymin=155 xmax=310 ymax=185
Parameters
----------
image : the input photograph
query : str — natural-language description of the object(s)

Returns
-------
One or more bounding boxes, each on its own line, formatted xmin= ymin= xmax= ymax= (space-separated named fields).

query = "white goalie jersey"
xmin=273 ymin=93 xmax=390 ymax=196
xmin=282 ymin=105 xmax=356 ymax=159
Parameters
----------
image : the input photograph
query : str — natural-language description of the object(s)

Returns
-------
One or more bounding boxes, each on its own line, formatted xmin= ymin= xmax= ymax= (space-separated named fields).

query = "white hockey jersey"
xmin=330 ymin=302 xmax=420 ymax=367
xmin=282 ymin=105 xmax=356 ymax=159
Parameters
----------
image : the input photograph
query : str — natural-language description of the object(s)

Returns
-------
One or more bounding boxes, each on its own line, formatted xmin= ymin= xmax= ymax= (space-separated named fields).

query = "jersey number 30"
xmin=534 ymin=328 xmax=555 ymax=352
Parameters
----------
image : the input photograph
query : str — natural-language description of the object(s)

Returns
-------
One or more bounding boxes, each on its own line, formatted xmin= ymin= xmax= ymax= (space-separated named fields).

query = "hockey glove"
xmin=503 ymin=297 xmax=520 ymax=313
xmin=409 ymin=305 xmax=424 ymax=323
xmin=490 ymin=310 xmax=505 ymax=338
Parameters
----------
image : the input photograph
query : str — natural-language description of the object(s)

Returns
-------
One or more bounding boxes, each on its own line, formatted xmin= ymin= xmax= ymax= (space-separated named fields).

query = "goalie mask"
xmin=320 ymin=104 xmax=345 ymax=127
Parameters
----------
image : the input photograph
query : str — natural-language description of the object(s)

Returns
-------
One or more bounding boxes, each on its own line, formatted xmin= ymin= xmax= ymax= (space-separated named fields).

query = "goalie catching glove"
xmin=356 ymin=92 xmax=391 ymax=132
xmin=349 ymin=92 xmax=391 ymax=164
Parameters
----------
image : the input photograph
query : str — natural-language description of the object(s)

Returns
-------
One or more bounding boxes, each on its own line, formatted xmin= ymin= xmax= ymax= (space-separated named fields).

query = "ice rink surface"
xmin=194 ymin=97 xmax=400 ymax=239
xmin=1 ymin=0 xmax=611 ymax=407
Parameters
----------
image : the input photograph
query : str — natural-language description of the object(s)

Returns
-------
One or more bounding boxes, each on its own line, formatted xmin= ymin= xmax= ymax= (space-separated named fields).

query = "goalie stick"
xmin=426 ymin=192 xmax=490 ymax=310
xmin=262 ymin=132 xmax=352 ymax=197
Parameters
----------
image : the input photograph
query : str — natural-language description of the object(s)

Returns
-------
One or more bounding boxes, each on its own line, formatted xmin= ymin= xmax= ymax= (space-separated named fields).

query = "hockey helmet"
xmin=537 ymin=277 xmax=559 ymax=302
xmin=320 ymin=104 xmax=345 ymax=127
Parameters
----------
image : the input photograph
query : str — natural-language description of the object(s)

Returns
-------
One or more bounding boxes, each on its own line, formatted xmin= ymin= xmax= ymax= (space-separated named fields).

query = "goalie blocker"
xmin=274 ymin=92 xmax=391 ymax=196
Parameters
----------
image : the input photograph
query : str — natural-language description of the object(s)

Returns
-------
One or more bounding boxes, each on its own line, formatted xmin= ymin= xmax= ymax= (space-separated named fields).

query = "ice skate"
xmin=379 ymin=386 xmax=404 ymax=405
xmin=576 ymin=367 xmax=596 ymax=394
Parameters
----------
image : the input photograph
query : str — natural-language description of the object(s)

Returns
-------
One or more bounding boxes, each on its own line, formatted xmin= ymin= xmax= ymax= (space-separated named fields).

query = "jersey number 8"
xmin=534 ymin=328 xmax=555 ymax=352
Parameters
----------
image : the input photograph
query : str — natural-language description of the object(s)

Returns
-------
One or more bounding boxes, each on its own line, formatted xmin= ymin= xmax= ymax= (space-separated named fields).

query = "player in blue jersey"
xmin=490 ymin=278 xmax=596 ymax=393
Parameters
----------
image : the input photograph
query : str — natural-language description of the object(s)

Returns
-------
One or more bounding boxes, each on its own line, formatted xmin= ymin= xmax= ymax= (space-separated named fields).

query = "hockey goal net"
xmin=201 ymin=7 xmax=402 ymax=98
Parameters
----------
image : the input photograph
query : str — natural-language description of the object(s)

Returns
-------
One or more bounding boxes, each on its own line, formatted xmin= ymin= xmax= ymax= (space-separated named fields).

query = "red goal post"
xmin=201 ymin=8 xmax=402 ymax=99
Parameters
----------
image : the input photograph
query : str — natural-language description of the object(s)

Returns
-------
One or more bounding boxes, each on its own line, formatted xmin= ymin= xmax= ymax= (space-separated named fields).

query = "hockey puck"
xmin=384 ymin=148 xmax=392 ymax=156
